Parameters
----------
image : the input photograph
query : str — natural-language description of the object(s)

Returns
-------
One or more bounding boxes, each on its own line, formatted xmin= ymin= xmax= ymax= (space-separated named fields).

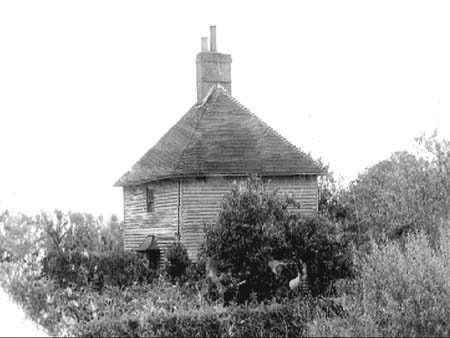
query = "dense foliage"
xmin=73 ymin=300 xmax=308 ymax=337
xmin=0 ymin=210 xmax=124 ymax=265
xmin=318 ymin=132 xmax=450 ymax=249
xmin=309 ymin=228 xmax=450 ymax=337
xmin=42 ymin=250 xmax=156 ymax=290
xmin=1 ymin=255 xmax=311 ymax=337
xmin=204 ymin=176 xmax=353 ymax=301
xmin=204 ymin=177 xmax=287 ymax=301
xmin=0 ymin=209 xmax=127 ymax=335
xmin=41 ymin=210 xmax=124 ymax=255
xmin=2 ymin=132 xmax=450 ymax=337
xmin=281 ymin=214 xmax=353 ymax=296
xmin=165 ymin=241 xmax=191 ymax=283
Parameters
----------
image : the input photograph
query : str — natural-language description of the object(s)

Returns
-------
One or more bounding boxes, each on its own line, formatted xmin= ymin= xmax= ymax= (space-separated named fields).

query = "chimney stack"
xmin=201 ymin=37 xmax=208 ymax=52
xmin=210 ymin=26 xmax=217 ymax=52
xmin=196 ymin=26 xmax=232 ymax=103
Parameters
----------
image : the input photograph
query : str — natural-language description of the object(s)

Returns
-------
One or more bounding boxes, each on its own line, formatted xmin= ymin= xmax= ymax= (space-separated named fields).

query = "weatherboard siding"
xmin=180 ymin=176 xmax=318 ymax=260
xmin=123 ymin=176 xmax=318 ymax=261
xmin=264 ymin=176 xmax=318 ymax=215
xmin=123 ymin=180 xmax=178 ymax=253
xmin=180 ymin=177 xmax=231 ymax=260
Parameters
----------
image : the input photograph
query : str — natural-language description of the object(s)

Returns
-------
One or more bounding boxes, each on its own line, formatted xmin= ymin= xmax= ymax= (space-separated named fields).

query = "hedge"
xmin=72 ymin=302 xmax=307 ymax=337
xmin=42 ymin=250 xmax=157 ymax=290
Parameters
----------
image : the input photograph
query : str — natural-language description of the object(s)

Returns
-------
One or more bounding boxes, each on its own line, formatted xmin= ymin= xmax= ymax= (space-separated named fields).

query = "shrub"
xmin=40 ymin=210 xmax=124 ymax=254
xmin=359 ymin=230 xmax=450 ymax=336
xmin=339 ymin=133 xmax=450 ymax=248
xmin=42 ymin=250 xmax=156 ymax=289
xmin=309 ymin=227 xmax=450 ymax=337
xmin=315 ymin=133 xmax=450 ymax=251
xmin=165 ymin=241 xmax=191 ymax=283
xmin=281 ymin=214 xmax=354 ymax=296
xmin=2 ymin=248 xmax=311 ymax=338
xmin=99 ymin=214 xmax=124 ymax=252
xmin=204 ymin=176 xmax=352 ymax=301
xmin=0 ymin=211 xmax=45 ymax=263
xmin=204 ymin=176 xmax=290 ymax=301
xmin=72 ymin=301 xmax=308 ymax=337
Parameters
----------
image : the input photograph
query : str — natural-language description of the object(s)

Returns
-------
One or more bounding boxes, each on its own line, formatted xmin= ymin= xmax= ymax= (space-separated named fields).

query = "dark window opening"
xmin=146 ymin=187 xmax=154 ymax=212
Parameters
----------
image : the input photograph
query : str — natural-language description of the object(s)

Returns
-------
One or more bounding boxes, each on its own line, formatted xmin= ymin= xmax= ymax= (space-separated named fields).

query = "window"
xmin=146 ymin=187 xmax=154 ymax=212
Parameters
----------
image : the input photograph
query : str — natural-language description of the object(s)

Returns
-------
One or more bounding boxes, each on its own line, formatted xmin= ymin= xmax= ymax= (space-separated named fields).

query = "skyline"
xmin=1 ymin=1 xmax=449 ymax=217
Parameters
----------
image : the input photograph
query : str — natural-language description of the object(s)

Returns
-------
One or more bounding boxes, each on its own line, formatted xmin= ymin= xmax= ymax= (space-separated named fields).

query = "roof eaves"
xmin=116 ymin=171 xmax=324 ymax=187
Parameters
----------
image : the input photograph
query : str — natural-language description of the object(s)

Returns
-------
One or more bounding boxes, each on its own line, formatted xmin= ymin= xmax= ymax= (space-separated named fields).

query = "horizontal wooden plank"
xmin=123 ymin=176 xmax=317 ymax=258
xmin=124 ymin=180 xmax=178 ymax=250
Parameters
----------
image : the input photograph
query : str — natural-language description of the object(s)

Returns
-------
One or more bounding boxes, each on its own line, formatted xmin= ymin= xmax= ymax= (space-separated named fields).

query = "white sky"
xmin=0 ymin=288 xmax=48 ymax=337
xmin=1 ymin=0 xmax=450 ymax=218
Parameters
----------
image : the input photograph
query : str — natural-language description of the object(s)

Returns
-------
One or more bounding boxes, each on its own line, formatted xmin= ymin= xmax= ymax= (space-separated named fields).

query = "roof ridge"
xmin=216 ymin=85 xmax=318 ymax=166
xmin=173 ymin=105 xmax=208 ymax=173
xmin=195 ymin=85 xmax=217 ymax=108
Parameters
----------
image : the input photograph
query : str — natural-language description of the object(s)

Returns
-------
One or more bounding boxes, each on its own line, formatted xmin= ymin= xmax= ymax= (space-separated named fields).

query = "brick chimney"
xmin=196 ymin=26 xmax=232 ymax=103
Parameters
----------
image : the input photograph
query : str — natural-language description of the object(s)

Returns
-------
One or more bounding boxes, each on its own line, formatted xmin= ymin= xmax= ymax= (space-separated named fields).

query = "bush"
xmin=337 ymin=133 xmax=450 ymax=249
xmin=0 ymin=211 xmax=45 ymax=263
xmin=309 ymin=227 xmax=450 ymax=337
xmin=204 ymin=176 xmax=290 ymax=301
xmin=165 ymin=241 xmax=191 ymax=283
xmin=42 ymin=250 xmax=156 ymax=290
xmin=316 ymin=133 xmax=450 ymax=251
xmin=99 ymin=214 xmax=124 ymax=252
xmin=204 ymin=176 xmax=352 ymax=301
xmin=2 ymin=245 xmax=312 ymax=338
xmin=40 ymin=210 xmax=124 ymax=254
xmin=359 ymin=230 xmax=450 ymax=336
xmin=1 ymin=260 xmax=204 ymax=337
xmin=72 ymin=301 xmax=308 ymax=337
xmin=281 ymin=214 xmax=354 ymax=296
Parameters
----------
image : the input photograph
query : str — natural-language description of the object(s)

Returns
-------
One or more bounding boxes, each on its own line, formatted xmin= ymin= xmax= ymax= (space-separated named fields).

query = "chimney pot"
xmin=210 ymin=25 xmax=217 ymax=52
xmin=201 ymin=37 xmax=208 ymax=52
xmin=196 ymin=26 xmax=231 ymax=103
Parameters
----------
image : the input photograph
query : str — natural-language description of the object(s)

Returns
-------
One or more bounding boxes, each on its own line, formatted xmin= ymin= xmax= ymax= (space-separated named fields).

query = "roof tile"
xmin=115 ymin=86 xmax=324 ymax=186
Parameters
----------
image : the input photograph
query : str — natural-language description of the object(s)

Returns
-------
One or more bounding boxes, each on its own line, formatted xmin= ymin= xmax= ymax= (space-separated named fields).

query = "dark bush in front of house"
xmin=204 ymin=176 xmax=290 ymax=302
xmin=203 ymin=176 xmax=353 ymax=302
xmin=42 ymin=250 xmax=157 ymax=289
xmin=164 ymin=241 xmax=191 ymax=283
xmin=280 ymin=214 xmax=354 ymax=296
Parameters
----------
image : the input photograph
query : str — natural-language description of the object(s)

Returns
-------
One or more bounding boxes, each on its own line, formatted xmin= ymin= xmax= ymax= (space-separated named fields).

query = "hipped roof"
xmin=115 ymin=85 xmax=324 ymax=187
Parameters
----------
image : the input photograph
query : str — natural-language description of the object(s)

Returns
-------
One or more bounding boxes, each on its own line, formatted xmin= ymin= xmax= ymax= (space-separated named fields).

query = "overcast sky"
xmin=1 ymin=1 xmax=449 ymax=217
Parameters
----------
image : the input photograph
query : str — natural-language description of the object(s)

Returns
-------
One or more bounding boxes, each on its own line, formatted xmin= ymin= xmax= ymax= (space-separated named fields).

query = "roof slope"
xmin=115 ymin=86 xmax=324 ymax=186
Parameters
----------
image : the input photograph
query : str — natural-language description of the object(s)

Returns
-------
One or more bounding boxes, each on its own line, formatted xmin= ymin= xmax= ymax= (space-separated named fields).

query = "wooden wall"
xmin=264 ymin=176 xmax=318 ymax=215
xmin=123 ymin=180 xmax=178 ymax=253
xmin=180 ymin=176 xmax=232 ymax=260
xmin=123 ymin=175 xmax=318 ymax=261
xmin=180 ymin=175 xmax=318 ymax=260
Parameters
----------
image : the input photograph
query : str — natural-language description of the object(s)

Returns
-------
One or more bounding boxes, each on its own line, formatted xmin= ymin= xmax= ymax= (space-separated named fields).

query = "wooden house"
xmin=114 ymin=26 xmax=324 ymax=260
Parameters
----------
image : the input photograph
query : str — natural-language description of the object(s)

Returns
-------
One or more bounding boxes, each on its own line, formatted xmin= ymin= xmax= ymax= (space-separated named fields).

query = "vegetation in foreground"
xmin=1 ymin=131 xmax=450 ymax=337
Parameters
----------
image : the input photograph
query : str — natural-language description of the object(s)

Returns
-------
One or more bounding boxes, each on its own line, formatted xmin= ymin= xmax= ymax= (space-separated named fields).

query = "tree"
xmin=317 ymin=159 xmax=348 ymax=223
xmin=0 ymin=210 xmax=44 ymax=262
xmin=341 ymin=132 xmax=450 ymax=247
xmin=100 ymin=215 xmax=124 ymax=252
